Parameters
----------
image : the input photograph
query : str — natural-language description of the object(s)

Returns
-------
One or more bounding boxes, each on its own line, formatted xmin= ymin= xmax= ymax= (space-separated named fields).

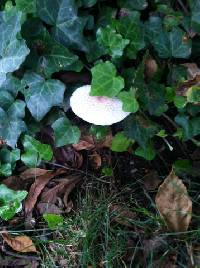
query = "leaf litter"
xmin=2 ymin=233 xmax=37 ymax=253
xmin=155 ymin=171 xmax=192 ymax=232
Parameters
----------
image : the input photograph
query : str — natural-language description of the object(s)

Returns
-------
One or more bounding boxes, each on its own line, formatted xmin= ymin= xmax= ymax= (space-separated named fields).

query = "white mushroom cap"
xmin=70 ymin=85 xmax=130 ymax=125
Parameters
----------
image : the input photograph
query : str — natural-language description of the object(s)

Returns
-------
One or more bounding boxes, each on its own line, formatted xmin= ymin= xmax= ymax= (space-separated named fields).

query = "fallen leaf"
xmin=2 ymin=233 xmax=37 ymax=253
xmin=41 ymin=176 xmax=81 ymax=207
xmin=89 ymin=152 xmax=102 ymax=169
xmin=109 ymin=204 xmax=136 ymax=227
xmin=25 ymin=169 xmax=65 ymax=215
xmin=54 ymin=146 xmax=83 ymax=168
xmin=155 ymin=171 xmax=192 ymax=232
xmin=20 ymin=168 xmax=49 ymax=180
xmin=73 ymin=135 xmax=95 ymax=151
xmin=73 ymin=133 xmax=112 ymax=151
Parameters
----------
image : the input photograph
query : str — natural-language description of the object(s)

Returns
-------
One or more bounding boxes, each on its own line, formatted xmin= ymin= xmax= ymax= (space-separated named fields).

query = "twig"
xmin=177 ymin=0 xmax=189 ymax=15
xmin=163 ymin=113 xmax=178 ymax=130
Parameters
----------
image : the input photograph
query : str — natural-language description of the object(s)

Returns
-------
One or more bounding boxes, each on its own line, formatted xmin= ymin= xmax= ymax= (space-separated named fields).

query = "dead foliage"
xmin=2 ymin=233 xmax=37 ymax=253
xmin=155 ymin=171 xmax=192 ymax=232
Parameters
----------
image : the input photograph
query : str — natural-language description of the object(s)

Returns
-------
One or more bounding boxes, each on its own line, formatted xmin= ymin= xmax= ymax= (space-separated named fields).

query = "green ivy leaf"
xmin=0 ymin=164 xmax=12 ymax=176
xmin=15 ymin=0 xmax=36 ymax=14
xmin=0 ymin=147 xmax=20 ymax=172
xmin=135 ymin=143 xmax=156 ymax=161
xmin=190 ymin=0 xmax=200 ymax=33
xmin=118 ymin=88 xmax=139 ymax=113
xmin=123 ymin=115 xmax=158 ymax=148
xmin=97 ymin=26 xmax=129 ymax=58
xmin=91 ymin=61 xmax=124 ymax=97
xmin=111 ymin=132 xmax=133 ymax=152
xmin=0 ymin=10 xmax=30 ymax=86
xmin=41 ymin=44 xmax=81 ymax=77
xmin=116 ymin=11 xmax=145 ymax=59
xmin=175 ymin=114 xmax=200 ymax=140
xmin=21 ymin=135 xmax=53 ymax=167
xmin=43 ymin=213 xmax=64 ymax=229
xmin=89 ymin=126 xmax=109 ymax=140
xmin=0 ymin=100 xmax=26 ymax=148
xmin=174 ymin=96 xmax=187 ymax=109
xmin=36 ymin=0 xmax=87 ymax=51
xmin=186 ymin=86 xmax=200 ymax=103
xmin=138 ymin=82 xmax=168 ymax=116
xmin=146 ymin=16 xmax=191 ymax=58
xmin=52 ymin=117 xmax=81 ymax=147
xmin=22 ymin=72 xmax=65 ymax=121
xmin=0 ymin=184 xmax=27 ymax=220
xmin=173 ymin=159 xmax=196 ymax=177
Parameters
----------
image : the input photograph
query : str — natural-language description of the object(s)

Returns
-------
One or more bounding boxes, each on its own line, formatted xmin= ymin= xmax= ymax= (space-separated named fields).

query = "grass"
xmin=3 ymin=170 xmax=200 ymax=267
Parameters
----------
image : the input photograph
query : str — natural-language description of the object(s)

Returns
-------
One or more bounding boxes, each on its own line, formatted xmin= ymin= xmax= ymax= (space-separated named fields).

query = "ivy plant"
xmin=0 ymin=0 xmax=199 ymax=180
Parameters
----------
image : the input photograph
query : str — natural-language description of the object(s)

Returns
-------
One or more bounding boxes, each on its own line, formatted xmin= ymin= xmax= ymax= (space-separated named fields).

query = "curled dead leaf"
xmin=155 ymin=171 xmax=192 ymax=232
xmin=20 ymin=168 xmax=49 ymax=180
xmin=73 ymin=133 xmax=112 ymax=151
xmin=2 ymin=233 xmax=37 ymax=253
xmin=54 ymin=146 xmax=83 ymax=168
xmin=41 ymin=175 xmax=81 ymax=209
xmin=25 ymin=169 xmax=66 ymax=215
xmin=73 ymin=135 xmax=95 ymax=151
xmin=89 ymin=152 xmax=102 ymax=169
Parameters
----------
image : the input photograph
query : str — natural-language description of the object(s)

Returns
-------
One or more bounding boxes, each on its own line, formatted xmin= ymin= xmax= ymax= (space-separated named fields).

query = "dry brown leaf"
xmin=25 ymin=169 xmax=65 ymax=215
xmin=54 ymin=146 xmax=83 ymax=168
xmin=73 ymin=135 xmax=95 ymax=151
xmin=73 ymin=133 xmax=112 ymax=151
xmin=41 ymin=176 xmax=81 ymax=207
xmin=155 ymin=171 xmax=192 ymax=232
xmin=97 ymin=132 xmax=112 ymax=148
xmin=89 ymin=152 xmax=102 ymax=169
xmin=2 ymin=233 xmax=37 ymax=253
xmin=109 ymin=204 xmax=136 ymax=227
xmin=20 ymin=168 xmax=49 ymax=180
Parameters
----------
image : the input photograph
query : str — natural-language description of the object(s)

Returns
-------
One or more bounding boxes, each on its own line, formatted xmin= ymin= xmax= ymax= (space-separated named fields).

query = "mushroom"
xmin=70 ymin=85 xmax=130 ymax=125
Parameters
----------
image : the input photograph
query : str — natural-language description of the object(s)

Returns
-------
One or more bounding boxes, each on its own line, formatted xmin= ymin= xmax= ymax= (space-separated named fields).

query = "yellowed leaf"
xmin=2 ymin=233 xmax=37 ymax=253
xmin=155 ymin=171 xmax=192 ymax=232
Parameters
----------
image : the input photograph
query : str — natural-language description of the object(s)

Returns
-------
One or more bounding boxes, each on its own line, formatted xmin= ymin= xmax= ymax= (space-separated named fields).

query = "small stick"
xmin=177 ymin=0 xmax=189 ymax=15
